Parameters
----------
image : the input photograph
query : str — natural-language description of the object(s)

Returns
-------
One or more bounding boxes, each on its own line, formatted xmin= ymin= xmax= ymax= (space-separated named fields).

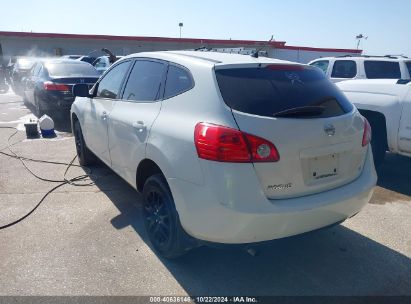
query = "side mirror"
xmin=72 ymin=83 xmax=91 ymax=97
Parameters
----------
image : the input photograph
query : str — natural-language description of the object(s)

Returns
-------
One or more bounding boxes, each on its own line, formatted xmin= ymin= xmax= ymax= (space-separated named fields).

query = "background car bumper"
xmin=168 ymin=147 xmax=377 ymax=244
xmin=39 ymin=93 xmax=75 ymax=111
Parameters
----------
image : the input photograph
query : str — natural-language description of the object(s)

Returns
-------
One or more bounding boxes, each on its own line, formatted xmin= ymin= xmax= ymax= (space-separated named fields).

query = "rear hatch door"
xmin=215 ymin=63 xmax=368 ymax=199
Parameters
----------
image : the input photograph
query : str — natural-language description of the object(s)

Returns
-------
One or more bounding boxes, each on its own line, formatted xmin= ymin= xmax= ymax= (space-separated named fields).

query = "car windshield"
xmin=215 ymin=65 xmax=353 ymax=118
xmin=46 ymin=63 xmax=99 ymax=77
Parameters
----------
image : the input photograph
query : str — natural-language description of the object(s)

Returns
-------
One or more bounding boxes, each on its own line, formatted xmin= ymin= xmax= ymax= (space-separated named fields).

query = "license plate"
xmin=309 ymin=154 xmax=339 ymax=181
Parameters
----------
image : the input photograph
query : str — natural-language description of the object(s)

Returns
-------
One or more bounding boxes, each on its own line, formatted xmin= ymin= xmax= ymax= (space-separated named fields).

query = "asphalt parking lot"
xmin=0 ymin=91 xmax=410 ymax=296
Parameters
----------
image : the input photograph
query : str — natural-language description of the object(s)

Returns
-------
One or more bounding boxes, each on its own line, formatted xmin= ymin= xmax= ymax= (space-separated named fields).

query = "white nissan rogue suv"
xmin=71 ymin=51 xmax=377 ymax=258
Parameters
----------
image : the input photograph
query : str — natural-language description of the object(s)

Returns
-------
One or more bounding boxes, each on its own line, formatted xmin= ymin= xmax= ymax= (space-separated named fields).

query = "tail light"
xmin=43 ymin=81 xmax=70 ymax=91
xmin=362 ymin=118 xmax=372 ymax=147
xmin=194 ymin=122 xmax=279 ymax=163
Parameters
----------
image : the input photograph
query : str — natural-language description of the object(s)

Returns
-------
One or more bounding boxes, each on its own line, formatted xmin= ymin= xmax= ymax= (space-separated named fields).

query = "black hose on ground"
xmin=0 ymin=126 xmax=94 ymax=229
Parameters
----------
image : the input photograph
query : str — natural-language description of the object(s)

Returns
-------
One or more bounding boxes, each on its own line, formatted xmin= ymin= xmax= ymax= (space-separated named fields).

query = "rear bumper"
xmin=168 ymin=147 xmax=377 ymax=244
xmin=39 ymin=93 xmax=74 ymax=111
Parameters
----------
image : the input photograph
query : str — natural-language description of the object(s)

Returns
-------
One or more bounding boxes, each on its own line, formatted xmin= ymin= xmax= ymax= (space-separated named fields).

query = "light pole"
xmin=179 ymin=22 xmax=183 ymax=38
xmin=356 ymin=34 xmax=368 ymax=50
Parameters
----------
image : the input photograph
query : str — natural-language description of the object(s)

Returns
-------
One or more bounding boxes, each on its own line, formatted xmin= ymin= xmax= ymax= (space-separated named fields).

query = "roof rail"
xmin=383 ymin=55 xmax=399 ymax=59
xmin=336 ymin=54 xmax=380 ymax=58
xmin=336 ymin=54 xmax=407 ymax=59
xmin=190 ymin=47 xmax=269 ymax=57
xmin=385 ymin=54 xmax=408 ymax=59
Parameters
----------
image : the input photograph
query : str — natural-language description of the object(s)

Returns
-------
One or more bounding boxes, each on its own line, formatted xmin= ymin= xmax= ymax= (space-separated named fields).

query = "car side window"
xmin=121 ymin=60 xmax=165 ymax=102
xmin=331 ymin=60 xmax=357 ymax=78
xmin=164 ymin=65 xmax=194 ymax=99
xmin=309 ymin=60 xmax=329 ymax=74
xmin=364 ymin=61 xmax=401 ymax=79
xmin=96 ymin=61 xmax=131 ymax=99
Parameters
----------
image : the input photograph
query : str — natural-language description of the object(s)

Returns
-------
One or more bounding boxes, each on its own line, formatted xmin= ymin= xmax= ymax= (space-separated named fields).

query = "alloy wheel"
xmin=144 ymin=189 xmax=172 ymax=248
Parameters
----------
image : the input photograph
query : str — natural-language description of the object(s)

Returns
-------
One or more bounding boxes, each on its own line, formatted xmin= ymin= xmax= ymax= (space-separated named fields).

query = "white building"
xmin=0 ymin=31 xmax=362 ymax=64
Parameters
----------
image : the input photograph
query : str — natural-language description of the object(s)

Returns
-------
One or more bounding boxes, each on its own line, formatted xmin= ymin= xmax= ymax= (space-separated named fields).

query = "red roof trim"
xmin=0 ymin=31 xmax=361 ymax=54
xmin=0 ymin=31 xmax=287 ymax=47
xmin=278 ymin=44 xmax=362 ymax=54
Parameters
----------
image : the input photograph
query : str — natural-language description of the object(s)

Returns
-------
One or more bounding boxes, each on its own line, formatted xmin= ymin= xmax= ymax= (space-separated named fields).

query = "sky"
xmin=1 ymin=0 xmax=410 ymax=56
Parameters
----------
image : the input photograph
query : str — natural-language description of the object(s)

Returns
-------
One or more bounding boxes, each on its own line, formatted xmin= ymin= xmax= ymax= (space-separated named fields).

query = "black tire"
xmin=73 ymin=120 xmax=96 ymax=166
xmin=368 ymin=118 xmax=386 ymax=167
xmin=142 ymin=174 xmax=192 ymax=259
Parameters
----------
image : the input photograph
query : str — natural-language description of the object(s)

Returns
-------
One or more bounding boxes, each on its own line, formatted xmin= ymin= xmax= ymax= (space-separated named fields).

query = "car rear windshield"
xmin=46 ymin=63 xmax=99 ymax=77
xmin=215 ymin=65 xmax=353 ymax=118
xmin=364 ymin=61 xmax=401 ymax=79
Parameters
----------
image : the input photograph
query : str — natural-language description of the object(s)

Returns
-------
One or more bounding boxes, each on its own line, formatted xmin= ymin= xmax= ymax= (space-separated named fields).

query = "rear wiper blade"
xmin=273 ymin=106 xmax=325 ymax=118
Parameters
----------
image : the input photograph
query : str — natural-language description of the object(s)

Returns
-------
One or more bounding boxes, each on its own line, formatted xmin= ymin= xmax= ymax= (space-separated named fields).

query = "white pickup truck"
xmin=337 ymin=79 xmax=411 ymax=166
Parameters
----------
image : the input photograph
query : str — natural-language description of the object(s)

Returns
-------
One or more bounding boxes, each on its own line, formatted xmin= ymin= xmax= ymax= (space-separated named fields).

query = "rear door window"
xmin=331 ymin=60 xmax=357 ymax=78
xmin=96 ymin=61 xmax=131 ymax=99
xmin=215 ymin=65 xmax=353 ymax=118
xmin=121 ymin=60 xmax=166 ymax=102
xmin=309 ymin=60 xmax=329 ymax=74
xmin=364 ymin=61 xmax=401 ymax=79
xmin=164 ymin=65 xmax=194 ymax=99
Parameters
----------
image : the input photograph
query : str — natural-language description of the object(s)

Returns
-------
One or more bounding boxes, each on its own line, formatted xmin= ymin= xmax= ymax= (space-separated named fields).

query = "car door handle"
xmin=132 ymin=121 xmax=146 ymax=132
xmin=101 ymin=111 xmax=108 ymax=120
